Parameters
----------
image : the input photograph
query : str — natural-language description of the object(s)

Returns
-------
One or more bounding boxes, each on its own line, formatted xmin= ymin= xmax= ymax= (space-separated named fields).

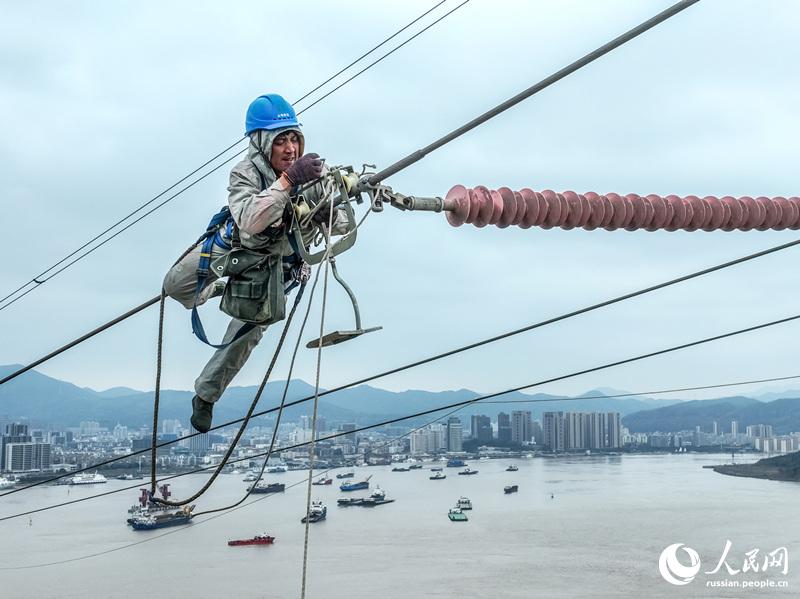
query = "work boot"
xmin=190 ymin=395 xmax=214 ymax=433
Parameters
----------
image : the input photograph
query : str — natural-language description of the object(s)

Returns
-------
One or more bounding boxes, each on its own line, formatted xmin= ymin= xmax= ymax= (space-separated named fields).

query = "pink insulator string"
xmin=444 ymin=186 xmax=800 ymax=231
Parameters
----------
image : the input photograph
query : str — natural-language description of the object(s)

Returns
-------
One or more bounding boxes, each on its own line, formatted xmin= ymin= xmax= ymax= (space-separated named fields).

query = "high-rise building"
xmin=447 ymin=417 xmax=463 ymax=452
xmin=340 ymin=423 xmax=357 ymax=443
xmin=606 ymin=412 xmax=621 ymax=448
xmin=531 ymin=420 xmax=543 ymax=445
xmin=187 ymin=432 xmax=210 ymax=455
xmin=470 ymin=415 xmax=493 ymax=442
xmin=497 ymin=412 xmax=512 ymax=442
xmin=410 ymin=424 xmax=447 ymax=454
xmin=746 ymin=424 xmax=773 ymax=438
xmin=543 ymin=412 xmax=565 ymax=451
xmin=712 ymin=421 xmax=719 ymax=435
xmin=511 ymin=411 xmax=533 ymax=444
xmin=731 ymin=420 xmax=738 ymax=436
xmin=1 ymin=423 xmax=31 ymax=467
xmin=4 ymin=442 xmax=51 ymax=472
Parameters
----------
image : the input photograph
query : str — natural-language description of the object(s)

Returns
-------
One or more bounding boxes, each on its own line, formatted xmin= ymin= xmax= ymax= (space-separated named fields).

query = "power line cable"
xmin=2 ymin=311 xmax=798 ymax=523
xmin=367 ymin=0 xmax=701 ymax=185
xmin=0 ymin=1 xmax=463 ymax=313
xmin=3 ymin=236 xmax=798 ymax=492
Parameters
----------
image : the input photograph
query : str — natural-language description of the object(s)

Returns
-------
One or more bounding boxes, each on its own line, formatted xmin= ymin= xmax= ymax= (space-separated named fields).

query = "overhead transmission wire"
xmin=0 ymin=0 xmax=718 ymax=388
xmin=0 ymin=0 xmax=467 ymax=314
xmin=3 ymin=310 xmax=800 ymax=524
xmin=4 ymin=234 xmax=798 ymax=495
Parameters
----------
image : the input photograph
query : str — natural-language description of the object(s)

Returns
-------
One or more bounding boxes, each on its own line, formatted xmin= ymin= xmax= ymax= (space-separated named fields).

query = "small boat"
xmin=448 ymin=507 xmax=468 ymax=522
xmin=408 ymin=464 xmax=423 ymax=470
xmin=130 ymin=505 xmax=194 ymax=530
xmin=430 ymin=467 xmax=443 ymax=472
xmin=429 ymin=472 xmax=446 ymax=480
xmin=70 ymin=472 xmax=108 ymax=485
xmin=228 ymin=533 xmax=275 ymax=546
xmin=336 ymin=471 xmax=355 ymax=479
xmin=242 ymin=472 xmax=259 ymax=482
xmin=504 ymin=485 xmax=519 ymax=494
xmin=446 ymin=458 xmax=466 ymax=468
xmin=337 ymin=497 xmax=365 ymax=507
xmin=301 ymin=500 xmax=327 ymax=523
xmin=116 ymin=474 xmax=142 ymax=481
xmin=266 ymin=465 xmax=287 ymax=473
xmin=506 ymin=465 xmax=519 ymax=472
xmin=248 ymin=482 xmax=285 ymax=494
xmin=340 ymin=476 xmax=371 ymax=492
xmin=456 ymin=497 xmax=473 ymax=510
xmin=391 ymin=466 xmax=409 ymax=472
xmin=458 ymin=468 xmax=478 ymax=476
xmin=312 ymin=477 xmax=332 ymax=486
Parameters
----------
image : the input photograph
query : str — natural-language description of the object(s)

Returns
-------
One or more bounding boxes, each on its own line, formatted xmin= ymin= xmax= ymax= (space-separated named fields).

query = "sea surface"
xmin=1 ymin=453 xmax=798 ymax=599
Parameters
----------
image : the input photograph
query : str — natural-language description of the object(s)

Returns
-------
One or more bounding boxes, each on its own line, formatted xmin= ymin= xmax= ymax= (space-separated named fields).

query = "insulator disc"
xmin=472 ymin=186 xmax=494 ymax=228
xmin=512 ymin=191 xmax=528 ymax=227
xmin=445 ymin=185 xmax=470 ymax=227
xmin=488 ymin=189 xmax=504 ymax=225
xmin=518 ymin=188 xmax=539 ymax=228
xmin=703 ymin=196 xmax=725 ymax=231
xmin=496 ymin=187 xmax=517 ymax=228
xmin=561 ymin=190 xmax=583 ymax=229
xmin=540 ymin=190 xmax=562 ymax=229
xmin=774 ymin=197 xmax=794 ymax=230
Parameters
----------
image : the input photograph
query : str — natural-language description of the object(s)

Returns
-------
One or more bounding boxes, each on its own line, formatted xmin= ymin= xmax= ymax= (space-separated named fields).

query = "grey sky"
xmin=2 ymin=0 xmax=799 ymax=402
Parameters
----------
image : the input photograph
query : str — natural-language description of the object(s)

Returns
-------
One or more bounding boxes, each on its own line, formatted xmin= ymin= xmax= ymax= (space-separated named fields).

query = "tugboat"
xmin=340 ymin=475 xmax=371 ymax=492
xmin=446 ymin=458 xmax=466 ymax=468
xmin=448 ymin=507 xmax=468 ymax=522
xmin=456 ymin=497 xmax=473 ymax=510
xmin=504 ymin=484 xmax=519 ymax=494
xmin=248 ymin=482 xmax=285 ymax=494
xmin=301 ymin=500 xmax=327 ymax=523
xmin=429 ymin=471 xmax=446 ymax=480
xmin=70 ymin=472 xmax=108 ymax=485
xmin=336 ymin=471 xmax=355 ymax=479
xmin=506 ymin=464 xmax=519 ymax=472
xmin=458 ymin=467 xmax=478 ymax=476
xmin=360 ymin=487 xmax=395 ymax=507
xmin=130 ymin=505 xmax=194 ymax=530
xmin=312 ymin=477 xmax=332 ymax=486
xmin=228 ymin=533 xmax=275 ymax=546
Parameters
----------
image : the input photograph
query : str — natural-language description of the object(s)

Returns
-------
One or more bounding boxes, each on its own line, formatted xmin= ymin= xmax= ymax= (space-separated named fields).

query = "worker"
xmin=163 ymin=93 xmax=351 ymax=432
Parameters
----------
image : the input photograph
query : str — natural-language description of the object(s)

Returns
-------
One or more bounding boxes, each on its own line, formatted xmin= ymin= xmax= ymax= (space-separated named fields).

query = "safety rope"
xmin=149 ymin=279 xmax=308 ymax=507
xmin=300 ymin=194 xmax=338 ymax=599
xmin=194 ymin=262 xmax=321 ymax=517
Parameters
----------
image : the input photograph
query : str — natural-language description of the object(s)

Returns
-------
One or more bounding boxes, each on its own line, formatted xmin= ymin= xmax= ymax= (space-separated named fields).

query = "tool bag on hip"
xmin=211 ymin=248 xmax=286 ymax=326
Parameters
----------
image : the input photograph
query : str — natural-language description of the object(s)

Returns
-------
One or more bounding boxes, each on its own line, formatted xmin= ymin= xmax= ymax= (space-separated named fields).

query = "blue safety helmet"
xmin=244 ymin=94 xmax=300 ymax=135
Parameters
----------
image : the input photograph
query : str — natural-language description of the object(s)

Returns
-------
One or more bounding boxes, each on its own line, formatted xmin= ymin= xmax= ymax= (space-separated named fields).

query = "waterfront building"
xmin=511 ymin=411 xmax=533 ymax=444
xmin=746 ymin=424 xmax=773 ymax=438
xmin=470 ymin=415 xmax=493 ymax=442
xmin=410 ymin=424 xmax=446 ymax=454
xmin=4 ymin=442 xmax=51 ymax=472
xmin=543 ymin=412 xmax=565 ymax=451
xmin=1 ymin=423 xmax=31 ymax=467
xmin=754 ymin=436 xmax=799 ymax=453
xmin=497 ymin=412 xmax=512 ymax=442
xmin=447 ymin=417 xmax=463 ymax=452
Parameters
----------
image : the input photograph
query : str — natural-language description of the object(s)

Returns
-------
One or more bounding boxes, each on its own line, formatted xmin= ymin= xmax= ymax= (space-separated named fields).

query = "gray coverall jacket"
xmin=163 ymin=126 xmax=350 ymax=403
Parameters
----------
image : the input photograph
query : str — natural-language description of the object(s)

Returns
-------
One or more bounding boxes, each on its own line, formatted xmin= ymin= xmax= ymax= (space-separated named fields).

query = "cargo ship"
xmin=228 ymin=533 xmax=275 ymax=546
xmin=130 ymin=505 xmax=194 ymax=530
xmin=339 ymin=475 xmax=371 ymax=491
xmin=360 ymin=487 xmax=394 ymax=507
xmin=446 ymin=458 xmax=466 ymax=468
xmin=248 ymin=482 xmax=285 ymax=494
xmin=301 ymin=500 xmax=327 ymax=523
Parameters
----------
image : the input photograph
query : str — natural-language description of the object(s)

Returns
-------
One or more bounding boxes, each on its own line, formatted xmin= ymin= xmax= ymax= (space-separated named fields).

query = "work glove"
xmin=285 ymin=153 xmax=324 ymax=186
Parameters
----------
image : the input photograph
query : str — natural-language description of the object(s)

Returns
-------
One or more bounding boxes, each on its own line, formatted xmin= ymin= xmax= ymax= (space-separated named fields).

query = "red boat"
xmin=227 ymin=534 xmax=275 ymax=546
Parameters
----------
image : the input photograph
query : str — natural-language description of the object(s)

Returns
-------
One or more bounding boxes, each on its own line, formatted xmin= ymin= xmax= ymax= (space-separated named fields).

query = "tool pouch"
xmin=211 ymin=248 xmax=285 ymax=325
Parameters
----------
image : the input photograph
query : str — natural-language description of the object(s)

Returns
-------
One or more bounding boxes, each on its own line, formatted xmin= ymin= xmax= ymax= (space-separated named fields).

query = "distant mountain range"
xmin=0 ymin=364 xmax=681 ymax=430
xmin=1 ymin=364 xmax=798 ymax=433
xmin=622 ymin=395 xmax=800 ymax=435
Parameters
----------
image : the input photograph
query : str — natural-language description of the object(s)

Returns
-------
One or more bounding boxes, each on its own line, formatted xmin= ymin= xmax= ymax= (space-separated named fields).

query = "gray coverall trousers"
xmin=163 ymin=243 xmax=266 ymax=404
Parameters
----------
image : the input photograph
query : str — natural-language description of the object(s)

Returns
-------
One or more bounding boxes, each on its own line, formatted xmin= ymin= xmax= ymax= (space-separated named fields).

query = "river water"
xmin=1 ymin=453 xmax=797 ymax=599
